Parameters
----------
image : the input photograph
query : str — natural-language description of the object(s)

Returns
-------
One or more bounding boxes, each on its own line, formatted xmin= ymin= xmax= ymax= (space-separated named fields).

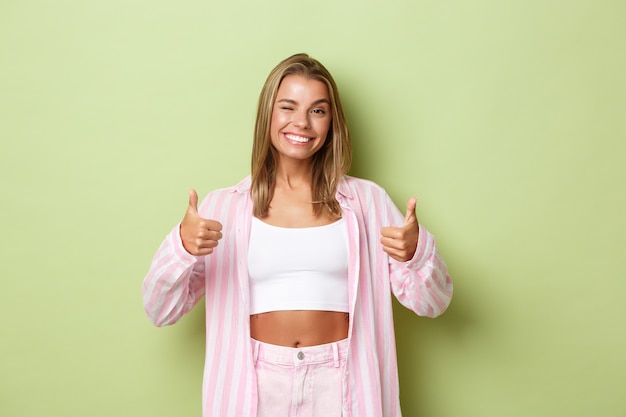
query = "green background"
xmin=1 ymin=0 xmax=625 ymax=416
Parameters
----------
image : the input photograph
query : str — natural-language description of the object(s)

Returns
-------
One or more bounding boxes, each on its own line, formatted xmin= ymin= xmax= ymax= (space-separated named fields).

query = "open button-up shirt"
xmin=143 ymin=175 xmax=453 ymax=417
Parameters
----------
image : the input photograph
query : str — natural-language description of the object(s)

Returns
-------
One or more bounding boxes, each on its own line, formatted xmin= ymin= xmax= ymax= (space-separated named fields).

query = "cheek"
xmin=270 ymin=110 xmax=288 ymax=130
xmin=317 ymin=118 xmax=332 ymax=137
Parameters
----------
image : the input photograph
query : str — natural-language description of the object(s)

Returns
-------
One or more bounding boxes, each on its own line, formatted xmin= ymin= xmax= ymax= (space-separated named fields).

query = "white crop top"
xmin=248 ymin=217 xmax=349 ymax=315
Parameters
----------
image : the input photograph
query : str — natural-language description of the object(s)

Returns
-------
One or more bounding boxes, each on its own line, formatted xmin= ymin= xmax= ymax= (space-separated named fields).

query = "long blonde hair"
xmin=251 ymin=53 xmax=352 ymax=218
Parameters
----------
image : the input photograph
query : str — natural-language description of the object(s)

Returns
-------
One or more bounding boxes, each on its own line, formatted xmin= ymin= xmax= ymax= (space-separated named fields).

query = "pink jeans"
xmin=252 ymin=338 xmax=349 ymax=417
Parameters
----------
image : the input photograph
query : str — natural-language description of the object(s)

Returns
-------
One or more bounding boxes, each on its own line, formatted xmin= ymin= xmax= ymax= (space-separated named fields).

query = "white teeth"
xmin=285 ymin=134 xmax=311 ymax=143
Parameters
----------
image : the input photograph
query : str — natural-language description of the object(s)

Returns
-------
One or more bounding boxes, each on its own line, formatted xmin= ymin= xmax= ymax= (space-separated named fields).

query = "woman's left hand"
xmin=380 ymin=198 xmax=419 ymax=262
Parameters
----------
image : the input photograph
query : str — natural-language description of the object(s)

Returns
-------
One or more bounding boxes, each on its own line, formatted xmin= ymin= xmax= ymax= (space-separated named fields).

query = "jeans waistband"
xmin=251 ymin=338 xmax=349 ymax=368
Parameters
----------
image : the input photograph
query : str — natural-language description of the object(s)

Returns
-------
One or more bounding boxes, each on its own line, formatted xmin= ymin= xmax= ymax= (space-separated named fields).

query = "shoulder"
xmin=339 ymin=176 xmax=401 ymax=227
xmin=339 ymin=176 xmax=396 ymax=217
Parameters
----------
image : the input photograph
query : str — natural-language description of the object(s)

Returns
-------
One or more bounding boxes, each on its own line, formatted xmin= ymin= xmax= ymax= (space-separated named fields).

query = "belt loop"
xmin=253 ymin=339 xmax=260 ymax=365
xmin=332 ymin=342 xmax=339 ymax=368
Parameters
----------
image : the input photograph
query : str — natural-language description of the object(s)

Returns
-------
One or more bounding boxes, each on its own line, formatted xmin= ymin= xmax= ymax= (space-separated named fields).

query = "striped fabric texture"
xmin=142 ymin=175 xmax=453 ymax=417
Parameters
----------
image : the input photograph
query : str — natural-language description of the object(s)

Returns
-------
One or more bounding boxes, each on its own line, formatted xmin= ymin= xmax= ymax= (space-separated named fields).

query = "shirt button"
xmin=297 ymin=351 xmax=305 ymax=360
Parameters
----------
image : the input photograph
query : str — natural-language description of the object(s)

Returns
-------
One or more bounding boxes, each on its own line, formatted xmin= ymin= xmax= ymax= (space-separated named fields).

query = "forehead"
xmin=275 ymin=75 xmax=330 ymax=101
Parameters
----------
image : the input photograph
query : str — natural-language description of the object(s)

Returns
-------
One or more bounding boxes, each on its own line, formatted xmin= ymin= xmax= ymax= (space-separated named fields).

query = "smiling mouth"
xmin=284 ymin=133 xmax=312 ymax=143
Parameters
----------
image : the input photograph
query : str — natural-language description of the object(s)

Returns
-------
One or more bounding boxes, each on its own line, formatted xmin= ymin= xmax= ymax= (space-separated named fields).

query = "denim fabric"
xmin=252 ymin=338 xmax=349 ymax=417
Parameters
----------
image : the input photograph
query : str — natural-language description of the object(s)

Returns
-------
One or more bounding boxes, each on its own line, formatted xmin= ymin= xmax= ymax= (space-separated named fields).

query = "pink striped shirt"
xmin=142 ymin=175 xmax=452 ymax=417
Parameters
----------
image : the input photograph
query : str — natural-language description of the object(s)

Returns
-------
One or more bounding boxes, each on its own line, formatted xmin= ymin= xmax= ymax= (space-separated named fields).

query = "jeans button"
xmin=297 ymin=351 xmax=305 ymax=360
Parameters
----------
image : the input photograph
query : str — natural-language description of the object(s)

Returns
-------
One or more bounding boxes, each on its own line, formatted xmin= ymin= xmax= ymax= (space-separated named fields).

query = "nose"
xmin=293 ymin=110 xmax=310 ymax=128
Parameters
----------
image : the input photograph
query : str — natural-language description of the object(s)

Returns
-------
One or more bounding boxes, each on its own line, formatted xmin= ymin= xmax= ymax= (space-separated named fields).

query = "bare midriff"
xmin=250 ymin=310 xmax=349 ymax=348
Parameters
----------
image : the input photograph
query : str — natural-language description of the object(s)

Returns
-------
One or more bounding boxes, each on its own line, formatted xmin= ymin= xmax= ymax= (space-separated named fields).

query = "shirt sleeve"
xmin=142 ymin=224 xmax=206 ymax=326
xmin=384 ymin=192 xmax=453 ymax=318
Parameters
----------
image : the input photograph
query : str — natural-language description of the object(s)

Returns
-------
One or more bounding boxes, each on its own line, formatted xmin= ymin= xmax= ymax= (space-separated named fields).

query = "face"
xmin=269 ymin=75 xmax=332 ymax=165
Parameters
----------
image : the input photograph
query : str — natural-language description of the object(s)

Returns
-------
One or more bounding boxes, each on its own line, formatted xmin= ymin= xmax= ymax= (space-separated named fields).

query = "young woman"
xmin=142 ymin=53 xmax=452 ymax=417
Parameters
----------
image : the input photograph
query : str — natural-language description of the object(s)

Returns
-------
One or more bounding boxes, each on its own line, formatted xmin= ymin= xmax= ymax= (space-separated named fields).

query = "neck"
xmin=274 ymin=160 xmax=312 ymax=190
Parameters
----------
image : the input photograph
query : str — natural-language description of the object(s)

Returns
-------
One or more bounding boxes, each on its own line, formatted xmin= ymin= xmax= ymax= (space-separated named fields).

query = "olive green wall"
xmin=1 ymin=0 xmax=624 ymax=416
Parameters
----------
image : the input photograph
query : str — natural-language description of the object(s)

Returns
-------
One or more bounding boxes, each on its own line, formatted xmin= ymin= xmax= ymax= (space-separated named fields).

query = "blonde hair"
xmin=251 ymin=53 xmax=352 ymax=218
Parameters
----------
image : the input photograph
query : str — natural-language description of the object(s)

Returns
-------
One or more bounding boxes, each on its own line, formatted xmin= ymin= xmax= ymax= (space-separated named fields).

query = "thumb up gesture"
xmin=180 ymin=189 xmax=223 ymax=256
xmin=380 ymin=198 xmax=419 ymax=262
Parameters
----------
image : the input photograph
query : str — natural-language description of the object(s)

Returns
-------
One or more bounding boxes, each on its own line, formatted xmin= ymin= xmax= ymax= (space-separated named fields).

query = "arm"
xmin=142 ymin=225 xmax=206 ymax=327
xmin=142 ymin=189 xmax=223 ymax=326
xmin=381 ymin=193 xmax=453 ymax=318
xmin=389 ymin=225 xmax=452 ymax=317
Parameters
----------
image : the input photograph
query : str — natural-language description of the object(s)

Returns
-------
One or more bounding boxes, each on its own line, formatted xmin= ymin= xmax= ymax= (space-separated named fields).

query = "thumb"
xmin=404 ymin=197 xmax=417 ymax=226
xmin=187 ymin=189 xmax=199 ymax=215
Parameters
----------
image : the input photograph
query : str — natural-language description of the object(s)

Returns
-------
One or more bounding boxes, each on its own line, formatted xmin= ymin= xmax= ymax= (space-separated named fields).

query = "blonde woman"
xmin=142 ymin=53 xmax=452 ymax=417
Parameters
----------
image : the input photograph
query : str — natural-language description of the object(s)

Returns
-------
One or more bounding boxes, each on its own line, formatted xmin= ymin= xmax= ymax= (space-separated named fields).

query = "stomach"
xmin=250 ymin=310 xmax=349 ymax=347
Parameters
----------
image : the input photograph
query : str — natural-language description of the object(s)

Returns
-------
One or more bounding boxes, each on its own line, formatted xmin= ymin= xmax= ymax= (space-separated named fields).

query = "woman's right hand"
xmin=180 ymin=189 xmax=223 ymax=256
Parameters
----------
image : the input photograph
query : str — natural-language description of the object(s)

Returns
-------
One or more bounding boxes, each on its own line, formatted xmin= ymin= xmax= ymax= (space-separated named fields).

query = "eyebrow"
xmin=276 ymin=98 xmax=330 ymax=106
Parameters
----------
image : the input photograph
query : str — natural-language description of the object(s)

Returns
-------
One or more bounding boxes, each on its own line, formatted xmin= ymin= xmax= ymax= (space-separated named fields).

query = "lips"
xmin=284 ymin=133 xmax=312 ymax=143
